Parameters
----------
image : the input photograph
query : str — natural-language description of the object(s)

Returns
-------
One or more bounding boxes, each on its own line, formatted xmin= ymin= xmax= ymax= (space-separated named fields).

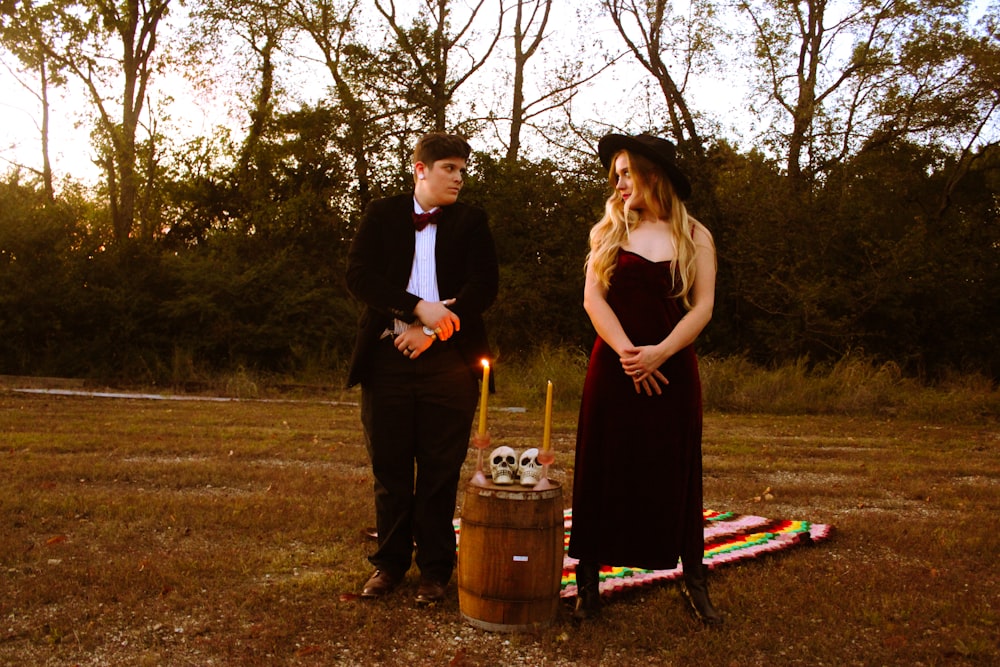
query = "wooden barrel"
xmin=457 ymin=481 xmax=564 ymax=632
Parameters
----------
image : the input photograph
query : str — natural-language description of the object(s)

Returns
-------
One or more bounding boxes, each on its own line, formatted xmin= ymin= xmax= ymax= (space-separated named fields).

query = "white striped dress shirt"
xmin=393 ymin=200 xmax=441 ymax=335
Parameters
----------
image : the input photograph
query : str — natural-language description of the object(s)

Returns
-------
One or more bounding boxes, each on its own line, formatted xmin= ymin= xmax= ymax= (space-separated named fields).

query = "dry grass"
xmin=1 ymin=385 xmax=997 ymax=666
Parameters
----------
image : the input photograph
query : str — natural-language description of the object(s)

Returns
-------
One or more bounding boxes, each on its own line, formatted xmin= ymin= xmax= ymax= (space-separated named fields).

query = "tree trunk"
xmin=39 ymin=54 xmax=54 ymax=203
xmin=238 ymin=37 xmax=275 ymax=181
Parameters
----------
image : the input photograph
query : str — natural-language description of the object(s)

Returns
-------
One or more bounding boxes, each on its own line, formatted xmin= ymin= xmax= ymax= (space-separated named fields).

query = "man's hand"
xmin=396 ymin=326 xmax=436 ymax=360
xmin=414 ymin=298 xmax=459 ymax=341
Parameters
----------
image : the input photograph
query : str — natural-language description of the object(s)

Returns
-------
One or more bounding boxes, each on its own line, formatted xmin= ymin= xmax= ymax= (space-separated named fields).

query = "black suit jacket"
xmin=345 ymin=193 xmax=499 ymax=388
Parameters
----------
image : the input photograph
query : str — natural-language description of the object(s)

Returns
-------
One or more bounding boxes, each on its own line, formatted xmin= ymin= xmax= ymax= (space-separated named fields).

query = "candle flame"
xmin=481 ymin=359 xmax=490 ymax=369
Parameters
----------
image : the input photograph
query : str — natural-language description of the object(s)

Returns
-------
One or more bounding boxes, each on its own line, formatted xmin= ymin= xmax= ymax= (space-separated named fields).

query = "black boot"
xmin=681 ymin=561 xmax=723 ymax=626
xmin=572 ymin=561 xmax=601 ymax=620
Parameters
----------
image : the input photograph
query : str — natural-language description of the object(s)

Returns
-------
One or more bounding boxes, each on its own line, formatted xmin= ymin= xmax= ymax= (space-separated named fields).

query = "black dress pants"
xmin=361 ymin=338 xmax=478 ymax=583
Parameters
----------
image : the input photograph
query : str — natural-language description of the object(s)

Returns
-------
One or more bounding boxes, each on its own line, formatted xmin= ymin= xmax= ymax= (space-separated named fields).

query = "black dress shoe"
xmin=361 ymin=569 xmax=398 ymax=598
xmin=415 ymin=578 xmax=447 ymax=605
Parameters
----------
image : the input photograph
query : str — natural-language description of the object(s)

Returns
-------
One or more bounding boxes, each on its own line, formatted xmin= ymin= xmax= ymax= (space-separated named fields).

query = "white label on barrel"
xmin=513 ymin=555 xmax=529 ymax=562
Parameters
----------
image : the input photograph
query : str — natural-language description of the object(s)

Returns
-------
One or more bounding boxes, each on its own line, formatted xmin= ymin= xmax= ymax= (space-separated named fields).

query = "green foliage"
xmin=0 ymin=173 xmax=96 ymax=374
xmin=1 ymin=114 xmax=998 ymax=385
xmin=702 ymin=136 xmax=1000 ymax=377
xmin=464 ymin=153 xmax=604 ymax=357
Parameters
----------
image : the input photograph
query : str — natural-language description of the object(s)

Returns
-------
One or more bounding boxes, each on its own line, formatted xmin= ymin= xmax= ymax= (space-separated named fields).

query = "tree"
xmin=883 ymin=11 xmax=1000 ymax=220
xmin=12 ymin=0 xmax=172 ymax=243
xmin=0 ymin=0 xmax=66 ymax=201
xmin=738 ymin=0 xmax=992 ymax=189
xmin=463 ymin=153 xmax=602 ymax=355
xmin=73 ymin=0 xmax=170 ymax=242
xmin=506 ymin=0 xmax=551 ymax=161
xmin=500 ymin=0 xmax=617 ymax=163
xmin=602 ymin=0 xmax=720 ymax=152
xmin=184 ymin=0 xmax=295 ymax=186
xmin=287 ymin=0 xmax=406 ymax=210
xmin=0 ymin=171 xmax=104 ymax=374
xmin=374 ymin=0 xmax=504 ymax=132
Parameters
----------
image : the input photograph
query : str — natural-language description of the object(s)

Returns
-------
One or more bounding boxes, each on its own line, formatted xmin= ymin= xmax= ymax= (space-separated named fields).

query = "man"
xmin=346 ymin=133 xmax=499 ymax=604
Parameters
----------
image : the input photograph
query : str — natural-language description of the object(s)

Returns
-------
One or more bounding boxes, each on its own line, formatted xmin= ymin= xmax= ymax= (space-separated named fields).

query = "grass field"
xmin=1 ymin=383 xmax=997 ymax=666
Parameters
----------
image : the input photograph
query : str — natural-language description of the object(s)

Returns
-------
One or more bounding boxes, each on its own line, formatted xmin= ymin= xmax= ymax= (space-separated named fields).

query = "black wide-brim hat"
xmin=598 ymin=133 xmax=692 ymax=200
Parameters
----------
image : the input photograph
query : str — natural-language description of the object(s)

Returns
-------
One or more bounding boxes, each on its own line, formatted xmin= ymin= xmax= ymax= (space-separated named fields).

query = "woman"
xmin=568 ymin=133 xmax=721 ymax=625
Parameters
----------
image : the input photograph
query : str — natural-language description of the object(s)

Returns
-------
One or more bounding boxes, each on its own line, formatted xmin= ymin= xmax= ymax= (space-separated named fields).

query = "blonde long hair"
xmin=586 ymin=150 xmax=702 ymax=309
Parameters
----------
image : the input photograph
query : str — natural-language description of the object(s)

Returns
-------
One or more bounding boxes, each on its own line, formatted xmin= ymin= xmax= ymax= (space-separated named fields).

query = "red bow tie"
xmin=412 ymin=209 xmax=441 ymax=231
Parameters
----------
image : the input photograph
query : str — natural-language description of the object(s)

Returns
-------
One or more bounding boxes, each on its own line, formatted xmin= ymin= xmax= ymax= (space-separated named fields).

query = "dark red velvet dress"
xmin=569 ymin=249 xmax=704 ymax=571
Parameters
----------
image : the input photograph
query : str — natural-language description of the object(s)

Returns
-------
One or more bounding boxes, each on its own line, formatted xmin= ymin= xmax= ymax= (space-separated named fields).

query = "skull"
xmin=489 ymin=446 xmax=517 ymax=485
xmin=518 ymin=448 xmax=542 ymax=486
